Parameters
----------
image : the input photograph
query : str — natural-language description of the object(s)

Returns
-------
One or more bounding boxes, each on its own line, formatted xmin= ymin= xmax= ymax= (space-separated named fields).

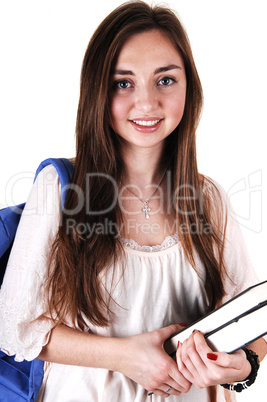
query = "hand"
xmin=117 ymin=325 xmax=191 ymax=398
xmin=176 ymin=331 xmax=251 ymax=389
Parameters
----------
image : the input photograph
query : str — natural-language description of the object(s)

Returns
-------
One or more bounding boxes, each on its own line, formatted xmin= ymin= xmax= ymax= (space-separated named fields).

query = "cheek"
xmin=110 ymin=96 xmax=130 ymax=131
xmin=167 ymin=93 xmax=186 ymax=123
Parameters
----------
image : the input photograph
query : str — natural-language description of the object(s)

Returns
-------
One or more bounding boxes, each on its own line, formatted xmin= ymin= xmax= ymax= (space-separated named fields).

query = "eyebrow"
xmin=154 ymin=64 xmax=182 ymax=74
xmin=113 ymin=64 xmax=182 ymax=76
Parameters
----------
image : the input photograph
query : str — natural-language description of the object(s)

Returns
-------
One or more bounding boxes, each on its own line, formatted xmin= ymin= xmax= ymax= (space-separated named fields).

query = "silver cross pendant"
xmin=142 ymin=201 xmax=151 ymax=219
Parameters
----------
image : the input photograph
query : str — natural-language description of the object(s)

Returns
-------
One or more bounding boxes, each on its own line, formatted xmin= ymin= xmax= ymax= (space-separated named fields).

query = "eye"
xmin=158 ymin=77 xmax=177 ymax=86
xmin=113 ymin=80 xmax=131 ymax=90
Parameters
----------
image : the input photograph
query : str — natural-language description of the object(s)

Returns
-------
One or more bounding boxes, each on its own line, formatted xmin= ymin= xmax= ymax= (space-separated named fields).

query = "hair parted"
xmin=46 ymin=1 xmax=226 ymax=329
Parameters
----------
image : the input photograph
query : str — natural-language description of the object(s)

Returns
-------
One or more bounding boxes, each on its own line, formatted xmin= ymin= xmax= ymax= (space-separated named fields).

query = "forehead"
xmin=115 ymin=29 xmax=184 ymax=68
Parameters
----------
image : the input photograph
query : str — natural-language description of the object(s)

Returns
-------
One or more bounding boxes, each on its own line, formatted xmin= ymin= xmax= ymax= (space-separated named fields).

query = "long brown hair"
xmin=47 ymin=1 xmax=226 ymax=329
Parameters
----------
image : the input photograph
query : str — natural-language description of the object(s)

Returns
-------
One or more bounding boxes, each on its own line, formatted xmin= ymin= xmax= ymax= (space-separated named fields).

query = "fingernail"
xmin=177 ymin=341 xmax=180 ymax=350
xmin=192 ymin=329 xmax=198 ymax=334
xmin=207 ymin=353 xmax=218 ymax=361
xmin=179 ymin=322 xmax=187 ymax=327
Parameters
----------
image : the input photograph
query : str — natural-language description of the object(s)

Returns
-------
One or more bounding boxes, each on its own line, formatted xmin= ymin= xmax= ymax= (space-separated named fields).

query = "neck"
xmin=120 ymin=144 xmax=166 ymax=187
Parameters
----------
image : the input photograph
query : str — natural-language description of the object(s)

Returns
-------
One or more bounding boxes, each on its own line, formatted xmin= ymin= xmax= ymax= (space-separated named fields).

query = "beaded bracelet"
xmin=221 ymin=349 xmax=260 ymax=393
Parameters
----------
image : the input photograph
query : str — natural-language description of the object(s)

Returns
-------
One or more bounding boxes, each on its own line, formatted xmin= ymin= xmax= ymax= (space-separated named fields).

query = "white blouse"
xmin=0 ymin=165 xmax=262 ymax=402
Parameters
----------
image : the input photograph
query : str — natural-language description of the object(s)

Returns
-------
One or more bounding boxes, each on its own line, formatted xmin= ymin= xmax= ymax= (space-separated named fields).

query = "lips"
xmin=129 ymin=118 xmax=163 ymax=132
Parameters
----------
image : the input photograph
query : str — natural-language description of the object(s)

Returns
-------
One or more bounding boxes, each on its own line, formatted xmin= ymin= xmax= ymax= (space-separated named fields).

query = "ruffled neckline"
xmin=120 ymin=233 xmax=179 ymax=252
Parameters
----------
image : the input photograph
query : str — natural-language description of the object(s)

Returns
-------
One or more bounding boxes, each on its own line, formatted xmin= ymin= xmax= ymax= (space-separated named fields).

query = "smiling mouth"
xmin=131 ymin=119 xmax=161 ymax=127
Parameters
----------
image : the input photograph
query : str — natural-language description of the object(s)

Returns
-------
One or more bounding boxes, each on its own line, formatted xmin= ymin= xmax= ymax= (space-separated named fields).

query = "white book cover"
xmin=164 ymin=281 xmax=267 ymax=356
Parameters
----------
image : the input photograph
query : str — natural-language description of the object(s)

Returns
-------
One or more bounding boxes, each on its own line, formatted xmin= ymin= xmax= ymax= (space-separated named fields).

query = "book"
xmin=164 ymin=280 xmax=267 ymax=356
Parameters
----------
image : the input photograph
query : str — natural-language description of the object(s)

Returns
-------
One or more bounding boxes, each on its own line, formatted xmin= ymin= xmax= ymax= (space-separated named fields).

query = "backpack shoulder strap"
xmin=34 ymin=158 xmax=74 ymax=207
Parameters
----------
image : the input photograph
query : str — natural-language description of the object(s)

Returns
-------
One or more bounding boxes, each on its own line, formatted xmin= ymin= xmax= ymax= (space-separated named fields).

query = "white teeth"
xmin=132 ymin=119 xmax=160 ymax=126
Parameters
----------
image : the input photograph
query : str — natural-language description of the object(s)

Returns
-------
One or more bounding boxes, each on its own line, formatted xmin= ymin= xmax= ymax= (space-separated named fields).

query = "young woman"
xmin=0 ymin=1 xmax=266 ymax=401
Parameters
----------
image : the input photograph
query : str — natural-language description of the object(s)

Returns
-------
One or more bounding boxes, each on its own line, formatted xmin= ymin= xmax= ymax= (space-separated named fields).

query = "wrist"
xmin=236 ymin=349 xmax=252 ymax=382
xmin=95 ymin=336 xmax=129 ymax=372
xmin=221 ymin=349 xmax=260 ymax=393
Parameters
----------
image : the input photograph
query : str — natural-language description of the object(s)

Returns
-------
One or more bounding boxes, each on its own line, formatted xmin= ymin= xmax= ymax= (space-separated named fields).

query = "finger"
xmin=168 ymin=356 xmax=192 ymax=393
xmin=193 ymin=332 xmax=244 ymax=370
xmin=191 ymin=333 xmax=249 ymax=386
xmin=190 ymin=331 xmax=217 ymax=366
xmin=206 ymin=348 xmax=247 ymax=375
xmin=148 ymin=387 xmax=172 ymax=398
xmin=149 ymin=389 xmax=170 ymax=398
xmin=176 ymin=340 xmax=195 ymax=384
xmin=161 ymin=384 xmax=181 ymax=397
xmin=178 ymin=336 xmax=204 ymax=383
xmin=149 ymin=384 xmax=181 ymax=398
xmin=163 ymin=378 xmax=184 ymax=396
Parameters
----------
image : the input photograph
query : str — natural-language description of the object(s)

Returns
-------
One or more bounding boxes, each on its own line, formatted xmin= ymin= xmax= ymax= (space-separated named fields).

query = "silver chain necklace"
xmin=125 ymin=169 xmax=167 ymax=219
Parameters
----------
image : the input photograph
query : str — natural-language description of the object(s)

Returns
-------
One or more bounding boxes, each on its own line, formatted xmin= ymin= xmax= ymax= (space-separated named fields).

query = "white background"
xmin=0 ymin=1 xmax=266 ymax=400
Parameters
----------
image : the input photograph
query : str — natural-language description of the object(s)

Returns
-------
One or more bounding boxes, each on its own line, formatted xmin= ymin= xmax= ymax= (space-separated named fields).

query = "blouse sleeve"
xmin=216 ymin=182 xmax=260 ymax=300
xmin=0 ymin=164 xmax=61 ymax=362
xmin=211 ymin=181 xmax=267 ymax=343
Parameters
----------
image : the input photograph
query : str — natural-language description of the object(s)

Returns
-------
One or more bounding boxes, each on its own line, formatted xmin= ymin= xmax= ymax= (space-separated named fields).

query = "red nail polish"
xmin=177 ymin=341 xmax=180 ymax=350
xmin=207 ymin=353 xmax=218 ymax=361
xmin=179 ymin=322 xmax=187 ymax=327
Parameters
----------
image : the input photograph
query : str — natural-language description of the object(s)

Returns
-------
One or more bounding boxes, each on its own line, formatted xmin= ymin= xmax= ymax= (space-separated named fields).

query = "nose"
xmin=134 ymin=86 xmax=158 ymax=114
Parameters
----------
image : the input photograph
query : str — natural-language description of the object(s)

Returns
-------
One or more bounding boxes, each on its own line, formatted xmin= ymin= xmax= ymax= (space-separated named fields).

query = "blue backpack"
xmin=0 ymin=158 xmax=74 ymax=401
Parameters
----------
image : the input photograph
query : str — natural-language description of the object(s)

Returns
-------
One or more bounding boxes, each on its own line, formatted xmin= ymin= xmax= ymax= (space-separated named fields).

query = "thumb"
xmin=207 ymin=349 xmax=245 ymax=370
xmin=159 ymin=323 xmax=186 ymax=341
